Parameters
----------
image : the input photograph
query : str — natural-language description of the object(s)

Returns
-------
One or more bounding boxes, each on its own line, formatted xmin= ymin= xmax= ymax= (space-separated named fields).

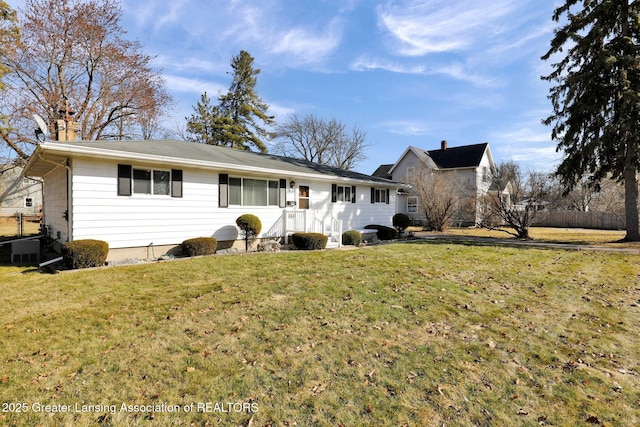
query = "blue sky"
xmin=17 ymin=0 xmax=564 ymax=175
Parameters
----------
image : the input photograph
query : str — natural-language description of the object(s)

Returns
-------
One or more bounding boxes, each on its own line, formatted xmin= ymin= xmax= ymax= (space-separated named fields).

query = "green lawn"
xmin=1 ymin=242 xmax=639 ymax=426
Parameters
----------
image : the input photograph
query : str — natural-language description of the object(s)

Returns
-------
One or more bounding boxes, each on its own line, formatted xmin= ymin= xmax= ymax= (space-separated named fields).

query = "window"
xmin=228 ymin=177 xmax=280 ymax=206
xmin=331 ymin=184 xmax=356 ymax=203
xmin=118 ymin=165 xmax=182 ymax=197
xmin=133 ymin=168 xmax=171 ymax=195
xmin=133 ymin=169 xmax=152 ymax=194
xmin=299 ymin=185 xmax=310 ymax=209
xmin=407 ymin=197 xmax=418 ymax=213
xmin=371 ymin=187 xmax=389 ymax=204
xmin=153 ymin=170 xmax=170 ymax=195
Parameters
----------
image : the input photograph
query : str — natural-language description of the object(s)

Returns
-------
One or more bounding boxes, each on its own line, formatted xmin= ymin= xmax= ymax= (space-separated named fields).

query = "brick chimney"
xmin=54 ymin=99 xmax=79 ymax=142
xmin=441 ymin=140 xmax=448 ymax=150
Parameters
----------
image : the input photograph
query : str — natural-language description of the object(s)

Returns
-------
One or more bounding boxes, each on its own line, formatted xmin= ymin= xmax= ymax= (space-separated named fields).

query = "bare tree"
xmin=548 ymin=175 xmax=625 ymax=215
xmin=479 ymin=161 xmax=550 ymax=239
xmin=274 ymin=114 xmax=368 ymax=170
xmin=408 ymin=167 xmax=468 ymax=232
xmin=0 ymin=0 xmax=173 ymax=158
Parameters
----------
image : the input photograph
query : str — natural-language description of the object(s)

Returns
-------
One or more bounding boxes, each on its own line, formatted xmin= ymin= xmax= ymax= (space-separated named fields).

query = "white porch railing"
xmin=265 ymin=209 xmax=342 ymax=247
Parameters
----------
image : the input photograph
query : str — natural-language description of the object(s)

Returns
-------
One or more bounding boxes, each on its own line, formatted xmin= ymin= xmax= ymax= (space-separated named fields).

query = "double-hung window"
xmin=407 ymin=196 xmax=418 ymax=213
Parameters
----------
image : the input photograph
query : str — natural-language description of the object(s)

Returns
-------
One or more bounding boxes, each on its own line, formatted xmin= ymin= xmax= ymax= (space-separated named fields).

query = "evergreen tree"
xmin=185 ymin=92 xmax=231 ymax=145
xmin=185 ymin=51 xmax=273 ymax=152
xmin=218 ymin=51 xmax=274 ymax=152
xmin=542 ymin=1 xmax=640 ymax=241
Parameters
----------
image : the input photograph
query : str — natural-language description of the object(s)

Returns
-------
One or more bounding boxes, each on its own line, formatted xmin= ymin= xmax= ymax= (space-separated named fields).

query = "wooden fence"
xmin=533 ymin=210 xmax=625 ymax=230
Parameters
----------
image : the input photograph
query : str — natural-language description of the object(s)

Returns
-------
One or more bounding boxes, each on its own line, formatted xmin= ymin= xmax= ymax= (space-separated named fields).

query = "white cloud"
xmin=350 ymin=56 xmax=498 ymax=88
xmin=350 ymin=56 xmax=426 ymax=74
xmin=490 ymin=123 xmax=561 ymax=171
xmin=163 ymin=75 xmax=227 ymax=95
xmin=432 ymin=63 xmax=501 ymax=88
xmin=269 ymin=18 xmax=343 ymax=64
xmin=377 ymin=0 xmax=517 ymax=56
xmin=379 ymin=120 xmax=430 ymax=136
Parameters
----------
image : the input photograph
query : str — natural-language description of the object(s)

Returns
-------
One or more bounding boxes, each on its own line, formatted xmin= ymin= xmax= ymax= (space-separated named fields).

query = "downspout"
xmin=37 ymin=154 xmax=73 ymax=242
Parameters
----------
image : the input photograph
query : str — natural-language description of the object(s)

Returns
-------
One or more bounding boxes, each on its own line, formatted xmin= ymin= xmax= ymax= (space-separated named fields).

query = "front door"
xmin=299 ymin=185 xmax=310 ymax=209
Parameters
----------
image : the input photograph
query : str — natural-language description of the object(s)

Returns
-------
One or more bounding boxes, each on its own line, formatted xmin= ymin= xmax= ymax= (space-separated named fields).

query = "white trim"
xmin=28 ymin=143 xmax=401 ymax=187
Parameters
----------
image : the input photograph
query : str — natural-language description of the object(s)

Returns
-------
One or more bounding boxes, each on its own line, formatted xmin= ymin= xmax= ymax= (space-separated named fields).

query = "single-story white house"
xmin=22 ymin=140 xmax=402 ymax=261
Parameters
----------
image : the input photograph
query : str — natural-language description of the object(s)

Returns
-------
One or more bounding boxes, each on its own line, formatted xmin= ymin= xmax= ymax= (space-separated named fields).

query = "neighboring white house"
xmin=22 ymin=140 xmax=402 ymax=261
xmin=1 ymin=163 xmax=42 ymax=216
xmin=373 ymin=141 xmax=495 ymax=226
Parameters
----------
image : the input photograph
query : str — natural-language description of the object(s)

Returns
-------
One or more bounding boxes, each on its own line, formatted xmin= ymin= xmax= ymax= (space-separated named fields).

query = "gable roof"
xmin=23 ymin=139 xmax=400 ymax=186
xmin=383 ymin=142 xmax=491 ymax=177
xmin=426 ymin=142 xmax=489 ymax=169
xmin=372 ymin=164 xmax=393 ymax=180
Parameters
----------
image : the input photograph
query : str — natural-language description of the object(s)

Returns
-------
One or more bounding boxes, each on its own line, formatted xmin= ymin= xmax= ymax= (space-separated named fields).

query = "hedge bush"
xmin=182 ymin=237 xmax=217 ymax=257
xmin=61 ymin=239 xmax=109 ymax=269
xmin=393 ymin=213 xmax=411 ymax=234
xmin=236 ymin=214 xmax=262 ymax=235
xmin=291 ymin=232 xmax=328 ymax=250
xmin=342 ymin=230 xmax=362 ymax=247
xmin=364 ymin=224 xmax=398 ymax=240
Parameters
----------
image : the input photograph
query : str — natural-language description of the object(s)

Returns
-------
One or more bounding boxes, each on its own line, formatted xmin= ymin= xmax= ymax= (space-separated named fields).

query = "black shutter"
xmin=219 ymin=174 xmax=229 ymax=208
xmin=279 ymin=179 xmax=286 ymax=208
xmin=117 ymin=164 xmax=131 ymax=196
xmin=351 ymin=186 xmax=356 ymax=203
xmin=331 ymin=184 xmax=337 ymax=203
xmin=171 ymin=169 xmax=183 ymax=198
xmin=386 ymin=188 xmax=390 ymax=204
xmin=371 ymin=187 xmax=375 ymax=204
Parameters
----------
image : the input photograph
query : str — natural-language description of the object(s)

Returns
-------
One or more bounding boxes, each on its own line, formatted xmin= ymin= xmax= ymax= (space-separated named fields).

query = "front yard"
xmin=1 ymin=239 xmax=639 ymax=426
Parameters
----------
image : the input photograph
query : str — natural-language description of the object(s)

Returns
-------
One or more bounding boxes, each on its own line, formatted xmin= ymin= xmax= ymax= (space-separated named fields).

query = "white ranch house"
xmin=22 ymin=140 xmax=402 ymax=261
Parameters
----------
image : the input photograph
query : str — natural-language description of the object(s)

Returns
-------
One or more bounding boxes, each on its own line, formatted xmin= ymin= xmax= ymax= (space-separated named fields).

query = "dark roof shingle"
xmin=426 ymin=143 xmax=488 ymax=169
xmin=40 ymin=139 xmax=397 ymax=184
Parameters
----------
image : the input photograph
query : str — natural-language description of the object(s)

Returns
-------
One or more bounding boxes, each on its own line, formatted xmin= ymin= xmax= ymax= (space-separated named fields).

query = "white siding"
xmin=69 ymin=158 xmax=397 ymax=249
xmin=43 ymin=165 xmax=68 ymax=242
xmin=308 ymin=182 xmax=395 ymax=230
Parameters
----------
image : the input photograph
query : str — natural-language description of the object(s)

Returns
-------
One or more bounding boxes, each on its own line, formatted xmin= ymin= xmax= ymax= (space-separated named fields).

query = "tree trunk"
xmin=623 ymin=146 xmax=640 ymax=241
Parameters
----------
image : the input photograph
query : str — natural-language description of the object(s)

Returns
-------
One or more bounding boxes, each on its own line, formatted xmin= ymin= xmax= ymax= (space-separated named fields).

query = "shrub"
xmin=236 ymin=214 xmax=262 ymax=251
xmin=364 ymin=224 xmax=398 ymax=240
xmin=393 ymin=213 xmax=411 ymax=234
xmin=182 ymin=237 xmax=217 ymax=257
xmin=342 ymin=230 xmax=362 ymax=247
xmin=291 ymin=232 xmax=328 ymax=250
xmin=62 ymin=239 xmax=109 ymax=269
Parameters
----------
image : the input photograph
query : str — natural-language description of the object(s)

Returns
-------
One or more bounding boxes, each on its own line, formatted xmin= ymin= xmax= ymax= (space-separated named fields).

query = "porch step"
xmin=326 ymin=241 xmax=340 ymax=249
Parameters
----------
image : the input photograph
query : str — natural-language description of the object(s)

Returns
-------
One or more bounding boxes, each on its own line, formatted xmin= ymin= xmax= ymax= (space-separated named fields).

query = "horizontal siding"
xmin=43 ymin=165 xmax=68 ymax=242
xmin=310 ymin=183 xmax=395 ymax=230
xmin=69 ymin=158 xmax=398 ymax=249
xmin=70 ymin=159 xmax=302 ymax=248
